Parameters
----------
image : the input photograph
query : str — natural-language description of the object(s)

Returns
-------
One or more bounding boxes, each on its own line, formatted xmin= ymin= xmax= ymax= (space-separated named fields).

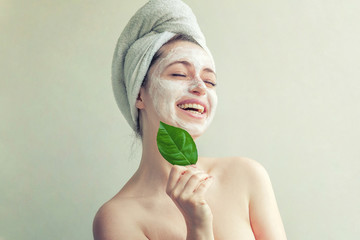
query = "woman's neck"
xmin=129 ymin=127 xmax=173 ymax=197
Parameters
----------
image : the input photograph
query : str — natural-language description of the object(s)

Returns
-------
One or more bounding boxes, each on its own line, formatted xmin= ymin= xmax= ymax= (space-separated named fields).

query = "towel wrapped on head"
xmin=112 ymin=0 xmax=214 ymax=132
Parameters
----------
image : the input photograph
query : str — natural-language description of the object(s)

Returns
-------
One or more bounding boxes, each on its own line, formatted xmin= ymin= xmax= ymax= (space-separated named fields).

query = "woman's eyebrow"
xmin=165 ymin=60 xmax=191 ymax=69
xmin=203 ymin=68 xmax=217 ymax=77
xmin=165 ymin=61 xmax=216 ymax=76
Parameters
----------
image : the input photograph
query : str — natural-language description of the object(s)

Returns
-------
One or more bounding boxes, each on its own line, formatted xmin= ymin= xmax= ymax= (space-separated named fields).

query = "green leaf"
xmin=156 ymin=121 xmax=198 ymax=166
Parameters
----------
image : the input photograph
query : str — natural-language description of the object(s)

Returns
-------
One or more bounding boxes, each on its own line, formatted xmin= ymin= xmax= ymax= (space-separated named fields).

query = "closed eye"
xmin=171 ymin=73 xmax=187 ymax=77
xmin=204 ymin=81 xmax=217 ymax=87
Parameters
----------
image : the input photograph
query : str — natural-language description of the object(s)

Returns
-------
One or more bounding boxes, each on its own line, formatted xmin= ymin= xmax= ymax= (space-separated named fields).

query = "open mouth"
xmin=177 ymin=103 xmax=205 ymax=115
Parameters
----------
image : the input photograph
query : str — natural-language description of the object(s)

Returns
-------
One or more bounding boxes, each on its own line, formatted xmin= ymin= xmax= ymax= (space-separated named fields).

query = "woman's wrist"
xmin=185 ymin=219 xmax=214 ymax=240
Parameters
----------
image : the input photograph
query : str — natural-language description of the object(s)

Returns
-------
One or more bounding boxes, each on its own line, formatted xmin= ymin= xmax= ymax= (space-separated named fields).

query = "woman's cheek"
xmin=149 ymin=78 xmax=184 ymax=118
xmin=207 ymin=89 xmax=217 ymax=118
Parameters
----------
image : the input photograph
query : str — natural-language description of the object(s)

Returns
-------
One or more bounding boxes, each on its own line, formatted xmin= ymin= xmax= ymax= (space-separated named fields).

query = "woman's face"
xmin=142 ymin=40 xmax=217 ymax=138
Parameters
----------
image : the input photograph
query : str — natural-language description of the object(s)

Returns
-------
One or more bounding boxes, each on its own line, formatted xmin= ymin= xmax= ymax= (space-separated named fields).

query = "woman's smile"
xmin=176 ymin=99 xmax=208 ymax=119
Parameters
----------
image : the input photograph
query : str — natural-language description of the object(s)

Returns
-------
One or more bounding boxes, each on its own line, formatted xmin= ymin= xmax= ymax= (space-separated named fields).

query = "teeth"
xmin=187 ymin=110 xmax=201 ymax=115
xmin=177 ymin=103 xmax=205 ymax=113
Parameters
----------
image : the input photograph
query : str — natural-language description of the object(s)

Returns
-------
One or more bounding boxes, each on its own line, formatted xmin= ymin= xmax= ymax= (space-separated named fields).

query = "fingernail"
xmin=204 ymin=176 xmax=213 ymax=181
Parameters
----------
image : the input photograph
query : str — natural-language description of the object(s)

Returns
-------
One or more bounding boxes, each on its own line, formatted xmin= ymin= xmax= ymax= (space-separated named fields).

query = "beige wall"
xmin=1 ymin=0 xmax=359 ymax=239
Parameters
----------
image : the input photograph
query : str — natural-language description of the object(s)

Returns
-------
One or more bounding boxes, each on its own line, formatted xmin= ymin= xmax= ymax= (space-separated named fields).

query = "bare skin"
xmin=93 ymin=41 xmax=287 ymax=240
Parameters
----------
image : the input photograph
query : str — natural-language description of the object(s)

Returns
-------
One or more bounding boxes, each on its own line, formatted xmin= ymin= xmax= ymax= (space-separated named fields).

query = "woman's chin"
xmin=189 ymin=132 xmax=202 ymax=140
xmin=181 ymin=124 xmax=207 ymax=139
xmin=160 ymin=115 xmax=209 ymax=138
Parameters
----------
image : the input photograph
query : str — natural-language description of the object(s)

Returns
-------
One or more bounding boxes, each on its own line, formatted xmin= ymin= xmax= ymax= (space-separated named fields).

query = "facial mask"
xmin=147 ymin=46 xmax=218 ymax=138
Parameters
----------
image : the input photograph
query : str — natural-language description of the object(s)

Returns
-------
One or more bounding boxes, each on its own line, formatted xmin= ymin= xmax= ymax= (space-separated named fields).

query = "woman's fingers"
xmin=166 ymin=165 xmax=187 ymax=195
xmin=193 ymin=176 xmax=214 ymax=195
xmin=166 ymin=165 xmax=213 ymax=198
xmin=181 ymin=172 xmax=211 ymax=195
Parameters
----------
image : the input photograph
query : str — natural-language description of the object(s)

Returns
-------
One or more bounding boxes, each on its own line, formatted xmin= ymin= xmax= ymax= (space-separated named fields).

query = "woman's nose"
xmin=189 ymin=78 xmax=206 ymax=96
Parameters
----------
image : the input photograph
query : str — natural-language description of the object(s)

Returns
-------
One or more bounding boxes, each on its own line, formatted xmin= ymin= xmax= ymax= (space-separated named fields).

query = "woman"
xmin=93 ymin=1 xmax=287 ymax=239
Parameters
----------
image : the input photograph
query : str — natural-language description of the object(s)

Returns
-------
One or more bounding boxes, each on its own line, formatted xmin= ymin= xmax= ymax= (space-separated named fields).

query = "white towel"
xmin=112 ymin=0 xmax=213 ymax=131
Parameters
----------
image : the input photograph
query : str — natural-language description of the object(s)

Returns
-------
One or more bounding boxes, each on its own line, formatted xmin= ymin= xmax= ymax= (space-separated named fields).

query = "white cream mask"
xmin=147 ymin=45 xmax=218 ymax=138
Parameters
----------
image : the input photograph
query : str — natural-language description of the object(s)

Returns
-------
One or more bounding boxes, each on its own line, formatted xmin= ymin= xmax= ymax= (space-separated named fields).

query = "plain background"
xmin=1 ymin=0 xmax=359 ymax=239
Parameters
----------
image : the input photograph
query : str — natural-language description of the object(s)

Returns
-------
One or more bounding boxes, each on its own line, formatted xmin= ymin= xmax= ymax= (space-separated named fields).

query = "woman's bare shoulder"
xmin=93 ymin=197 xmax=148 ymax=240
xmin=203 ymin=156 xmax=268 ymax=179
xmin=204 ymin=156 xmax=271 ymax=194
xmin=212 ymin=156 xmax=275 ymax=199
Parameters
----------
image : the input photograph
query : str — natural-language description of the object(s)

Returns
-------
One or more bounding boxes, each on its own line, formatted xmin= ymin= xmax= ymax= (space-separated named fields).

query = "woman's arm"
xmin=248 ymin=160 xmax=287 ymax=240
xmin=166 ymin=165 xmax=215 ymax=240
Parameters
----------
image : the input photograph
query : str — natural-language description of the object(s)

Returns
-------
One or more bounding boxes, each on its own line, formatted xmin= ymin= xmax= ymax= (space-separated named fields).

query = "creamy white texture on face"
xmin=148 ymin=46 xmax=218 ymax=138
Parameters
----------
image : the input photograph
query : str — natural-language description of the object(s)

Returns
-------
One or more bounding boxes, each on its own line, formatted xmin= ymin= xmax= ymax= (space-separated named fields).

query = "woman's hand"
xmin=166 ymin=165 xmax=215 ymax=240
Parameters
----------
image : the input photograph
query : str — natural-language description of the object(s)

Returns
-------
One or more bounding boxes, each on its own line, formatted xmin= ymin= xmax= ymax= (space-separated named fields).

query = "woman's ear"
xmin=135 ymin=88 xmax=145 ymax=109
